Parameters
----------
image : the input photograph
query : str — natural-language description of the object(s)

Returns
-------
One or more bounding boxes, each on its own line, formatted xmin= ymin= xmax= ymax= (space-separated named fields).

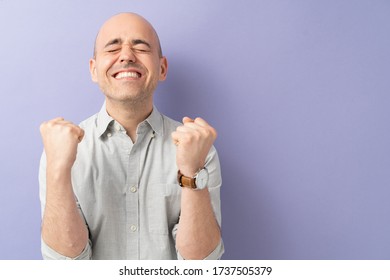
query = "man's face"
xmin=90 ymin=14 xmax=167 ymax=105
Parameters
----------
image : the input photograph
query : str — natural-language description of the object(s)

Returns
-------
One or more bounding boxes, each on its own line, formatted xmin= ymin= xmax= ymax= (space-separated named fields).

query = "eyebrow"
xmin=132 ymin=39 xmax=151 ymax=49
xmin=103 ymin=38 xmax=151 ymax=49
xmin=104 ymin=38 xmax=122 ymax=49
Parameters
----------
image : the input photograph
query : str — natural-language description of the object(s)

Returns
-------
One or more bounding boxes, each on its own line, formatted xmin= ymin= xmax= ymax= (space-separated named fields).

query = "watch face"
xmin=195 ymin=168 xmax=209 ymax=190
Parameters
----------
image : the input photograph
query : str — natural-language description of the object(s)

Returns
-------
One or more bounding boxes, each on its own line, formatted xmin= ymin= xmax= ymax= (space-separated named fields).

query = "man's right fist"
xmin=40 ymin=118 xmax=84 ymax=171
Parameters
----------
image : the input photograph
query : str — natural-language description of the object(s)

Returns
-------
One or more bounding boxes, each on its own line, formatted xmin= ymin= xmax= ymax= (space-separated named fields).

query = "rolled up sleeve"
xmin=176 ymin=239 xmax=225 ymax=260
xmin=41 ymin=238 xmax=92 ymax=260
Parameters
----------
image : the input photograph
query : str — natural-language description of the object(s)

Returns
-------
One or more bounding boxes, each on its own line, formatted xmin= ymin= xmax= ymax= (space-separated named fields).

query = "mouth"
xmin=113 ymin=70 xmax=142 ymax=80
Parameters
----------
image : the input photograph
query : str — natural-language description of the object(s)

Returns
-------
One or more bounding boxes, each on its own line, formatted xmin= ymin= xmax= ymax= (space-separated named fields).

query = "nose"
xmin=120 ymin=45 xmax=136 ymax=63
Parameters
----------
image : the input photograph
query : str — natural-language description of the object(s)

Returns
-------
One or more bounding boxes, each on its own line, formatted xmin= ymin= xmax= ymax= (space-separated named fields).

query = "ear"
xmin=89 ymin=58 xmax=98 ymax=83
xmin=159 ymin=56 xmax=168 ymax=81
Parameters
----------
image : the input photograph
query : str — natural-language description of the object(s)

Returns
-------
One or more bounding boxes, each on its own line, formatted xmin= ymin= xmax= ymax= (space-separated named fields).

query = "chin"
xmin=107 ymin=91 xmax=152 ymax=106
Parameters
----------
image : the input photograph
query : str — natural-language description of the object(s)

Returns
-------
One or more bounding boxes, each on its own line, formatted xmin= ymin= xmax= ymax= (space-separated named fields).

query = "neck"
xmin=105 ymin=98 xmax=153 ymax=142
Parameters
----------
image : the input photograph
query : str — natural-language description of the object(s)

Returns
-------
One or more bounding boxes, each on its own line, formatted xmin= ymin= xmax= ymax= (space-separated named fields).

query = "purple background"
xmin=1 ymin=0 xmax=389 ymax=259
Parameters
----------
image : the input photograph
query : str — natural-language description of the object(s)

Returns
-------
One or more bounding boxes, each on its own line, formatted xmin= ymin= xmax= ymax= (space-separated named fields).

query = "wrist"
xmin=47 ymin=162 xmax=73 ymax=182
xmin=178 ymin=168 xmax=198 ymax=178
xmin=47 ymin=156 xmax=75 ymax=172
xmin=177 ymin=167 xmax=209 ymax=190
xmin=178 ymin=162 xmax=205 ymax=178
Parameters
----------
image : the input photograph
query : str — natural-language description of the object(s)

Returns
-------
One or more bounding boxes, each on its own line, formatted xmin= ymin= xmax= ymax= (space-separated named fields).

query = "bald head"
xmin=93 ymin=13 xmax=163 ymax=58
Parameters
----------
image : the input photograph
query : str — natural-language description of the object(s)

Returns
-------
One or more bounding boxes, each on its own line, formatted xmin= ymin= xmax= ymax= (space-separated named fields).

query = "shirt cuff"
xmin=41 ymin=238 xmax=92 ymax=260
xmin=176 ymin=239 xmax=225 ymax=260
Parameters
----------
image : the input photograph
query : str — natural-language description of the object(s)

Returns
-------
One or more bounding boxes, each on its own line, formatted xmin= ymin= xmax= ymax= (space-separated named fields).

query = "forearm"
xmin=176 ymin=188 xmax=221 ymax=260
xmin=42 ymin=166 xmax=88 ymax=258
xmin=172 ymin=117 xmax=222 ymax=259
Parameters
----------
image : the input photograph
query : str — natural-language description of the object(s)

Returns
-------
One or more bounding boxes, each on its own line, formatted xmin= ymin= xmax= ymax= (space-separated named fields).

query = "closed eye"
xmin=132 ymin=47 xmax=150 ymax=53
xmin=107 ymin=48 xmax=120 ymax=53
xmin=132 ymin=39 xmax=152 ymax=53
xmin=104 ymin=38 xmax=122 ymax=53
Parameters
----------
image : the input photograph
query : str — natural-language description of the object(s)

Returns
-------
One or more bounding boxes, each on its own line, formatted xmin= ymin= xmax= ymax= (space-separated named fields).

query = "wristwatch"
xmin=177 ymin=167 xmax=209 ymax=190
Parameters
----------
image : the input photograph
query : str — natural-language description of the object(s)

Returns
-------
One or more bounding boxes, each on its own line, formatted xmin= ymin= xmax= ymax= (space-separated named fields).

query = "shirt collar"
xmin=96 ymin=102 xmax=163 ymax=138
xmin=97 ymin=102 xmax=115 ymax=138
xmin=145 ymin=105 xmax=163 ymax=136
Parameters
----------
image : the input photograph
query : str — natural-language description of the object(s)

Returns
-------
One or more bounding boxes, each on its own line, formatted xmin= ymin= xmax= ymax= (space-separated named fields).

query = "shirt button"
xmin=130 ymin=186 xmax=138 ymax=193
xmin=130 ymin=225 xmax=137 ymax=232
xmin=107 ymin=132 xmax=112 ymax=137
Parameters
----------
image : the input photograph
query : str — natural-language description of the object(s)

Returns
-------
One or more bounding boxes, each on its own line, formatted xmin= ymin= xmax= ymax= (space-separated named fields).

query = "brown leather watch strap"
xmin=177 ymin=170 xmax=197 ymax=189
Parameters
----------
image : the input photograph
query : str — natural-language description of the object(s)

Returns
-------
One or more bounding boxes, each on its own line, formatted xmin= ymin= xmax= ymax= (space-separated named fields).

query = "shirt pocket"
xmin=147 ymin=183 xmax=181 ymax=235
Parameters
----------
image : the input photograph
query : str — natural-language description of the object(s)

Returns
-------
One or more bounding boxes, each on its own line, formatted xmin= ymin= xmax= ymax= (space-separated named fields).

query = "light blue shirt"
xmin=39 ymin=104 xmax=224 ymax=259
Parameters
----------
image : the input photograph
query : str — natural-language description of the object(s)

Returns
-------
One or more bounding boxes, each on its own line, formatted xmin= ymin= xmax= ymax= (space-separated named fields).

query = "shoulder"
xmin=75 ymin=112 xmax=103 ymax=150
xmin=161 ymin=113 xmax=181 ymax=131
xmin=78 ymin=113 xmax=99 ymax=131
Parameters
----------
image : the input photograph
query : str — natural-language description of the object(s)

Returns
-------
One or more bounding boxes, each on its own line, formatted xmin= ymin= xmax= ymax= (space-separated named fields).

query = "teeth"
xmin=115 ymin=72 xmax=140 ymax=79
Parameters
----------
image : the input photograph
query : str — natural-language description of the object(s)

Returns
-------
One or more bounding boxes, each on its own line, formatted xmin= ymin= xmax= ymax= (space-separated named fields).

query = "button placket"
xmin=125 ymin=143 xmax=140 ymax=259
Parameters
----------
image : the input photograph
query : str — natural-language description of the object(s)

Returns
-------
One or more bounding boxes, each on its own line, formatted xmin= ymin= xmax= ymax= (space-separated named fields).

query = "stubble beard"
xmin=100 ymin=80 xmax=157 ymax=111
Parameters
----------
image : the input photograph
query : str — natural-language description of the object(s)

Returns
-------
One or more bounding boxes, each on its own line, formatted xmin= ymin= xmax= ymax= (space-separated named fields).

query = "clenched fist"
xmin=40 ymin=117 xmax=84 ymax=171
xmin=171 ymin=117 xmax=217 ymax=177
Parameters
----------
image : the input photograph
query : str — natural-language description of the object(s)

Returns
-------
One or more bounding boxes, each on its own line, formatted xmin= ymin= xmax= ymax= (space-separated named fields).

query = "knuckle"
xmin=63 ymin=125 xmax=72 ymax=132
xmin=200 ymin=127 xmax=209 ymax=136
xmin=210 ymin=127 xmax=217 ymax=138
xmin=200 ymin=127 xmax=214 ymax=139
xmin=47 ymin=119 xmax=59 ymax=128
xmin=69 ymin=125 xmax=80 ymax=135
xmin=193 ymin=130 xmax=202 ymax=140
xmin=182 ymin=134 xmax=192 ymax=144
xmin=39 ymin=122 xmax=47 ymax=132
xmin=195 ymin=117 xmax=204 ymax=123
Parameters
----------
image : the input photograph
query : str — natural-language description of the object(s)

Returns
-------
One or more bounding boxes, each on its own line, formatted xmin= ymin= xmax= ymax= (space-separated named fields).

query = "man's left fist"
xmin=171 ymin=117 xmax=217 ymax=177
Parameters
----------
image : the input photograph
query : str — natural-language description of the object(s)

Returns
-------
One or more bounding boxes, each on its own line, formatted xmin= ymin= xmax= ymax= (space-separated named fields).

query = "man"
xmin=39 ymin=12 xmax=223 ymax=260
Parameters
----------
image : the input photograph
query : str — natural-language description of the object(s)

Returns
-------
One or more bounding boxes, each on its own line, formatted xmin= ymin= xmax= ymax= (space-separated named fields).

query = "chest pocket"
xmin=147 ymin=183 xmax=181 ymax=235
